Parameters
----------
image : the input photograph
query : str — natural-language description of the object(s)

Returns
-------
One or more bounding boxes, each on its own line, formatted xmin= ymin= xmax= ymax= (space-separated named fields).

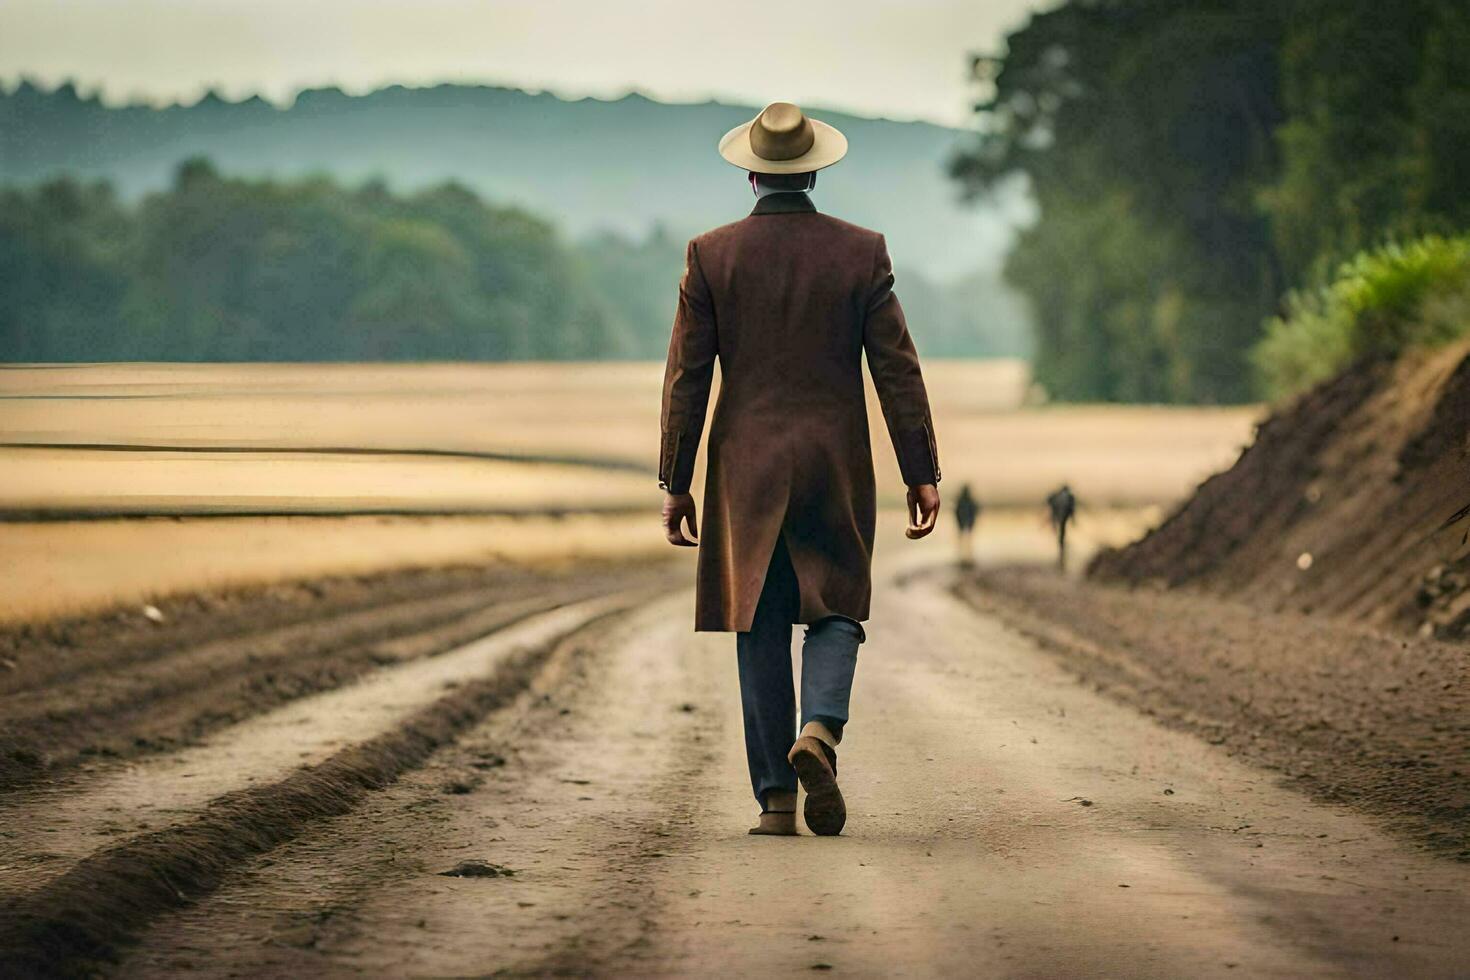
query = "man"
xmin=659 ymin=102 xmax=941 ymax=837
xmin=954 ymin=482 xmax=981 ymax=565
xmin=1047 ymin=484 xmax=1076 ymax=571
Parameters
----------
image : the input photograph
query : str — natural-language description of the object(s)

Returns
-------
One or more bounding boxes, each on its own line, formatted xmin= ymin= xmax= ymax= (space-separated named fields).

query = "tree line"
xmin=953 ymin=0 xmax=1470 ymax=403
xmin=1 ymin=159 xmax=631 ymax=361
xmin=0 ymin=158 xmax=1029 ymax=363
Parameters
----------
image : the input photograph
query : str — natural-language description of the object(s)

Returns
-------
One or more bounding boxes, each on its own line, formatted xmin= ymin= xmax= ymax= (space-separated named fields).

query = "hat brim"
xmin=718 ymin=117 xmax=848 ymax=173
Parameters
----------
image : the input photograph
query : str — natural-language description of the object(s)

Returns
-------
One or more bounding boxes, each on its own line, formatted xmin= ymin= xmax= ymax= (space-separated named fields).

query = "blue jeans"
xmin=736 ymin=535 xmax=865 ymax=808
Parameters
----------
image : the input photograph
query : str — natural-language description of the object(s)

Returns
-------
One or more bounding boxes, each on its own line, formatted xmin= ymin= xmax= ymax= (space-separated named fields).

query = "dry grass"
xmin=0 ymin=361 xmax=1259 ymax=622
xmin=0 ymin=448 xmax=653 ymax=516
xmin=0 ymin=514 xmax=667 ymax=624
xmin=0 ymin=360 xmax=1257 ymax=510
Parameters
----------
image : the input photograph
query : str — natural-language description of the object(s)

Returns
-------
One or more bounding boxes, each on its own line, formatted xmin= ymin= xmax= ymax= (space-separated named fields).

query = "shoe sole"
xmin=791 ymin=747 xmax=846 ymax=836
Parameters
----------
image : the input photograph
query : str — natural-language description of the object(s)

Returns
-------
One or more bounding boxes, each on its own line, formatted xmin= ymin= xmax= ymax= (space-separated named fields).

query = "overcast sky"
xmin=0 ymin=0 xmax=1046 ymax=127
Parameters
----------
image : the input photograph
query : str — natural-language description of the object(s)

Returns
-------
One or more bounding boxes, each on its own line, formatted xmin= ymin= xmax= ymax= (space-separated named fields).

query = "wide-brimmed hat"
xmin=718 ymin=102 xmax=848 ymax=174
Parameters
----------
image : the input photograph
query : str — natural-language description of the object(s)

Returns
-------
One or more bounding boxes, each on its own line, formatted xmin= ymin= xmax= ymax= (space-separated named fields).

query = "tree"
xmin=953 ymin=0 xmax=1287 ymax=403
xmin=0 ymin=176 xmax=132 ymax=360
xmin=956 ymin=0 xmax=1470 ymax=403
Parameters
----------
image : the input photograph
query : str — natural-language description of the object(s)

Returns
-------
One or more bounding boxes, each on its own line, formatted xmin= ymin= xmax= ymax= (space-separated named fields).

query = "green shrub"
xmin=1254 ymin=235 xmax=1470 ymax=399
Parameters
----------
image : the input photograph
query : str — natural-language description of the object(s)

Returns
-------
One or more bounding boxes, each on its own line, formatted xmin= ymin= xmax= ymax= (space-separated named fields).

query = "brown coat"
xmin=659 ymin=192 xmax=940 ymax=632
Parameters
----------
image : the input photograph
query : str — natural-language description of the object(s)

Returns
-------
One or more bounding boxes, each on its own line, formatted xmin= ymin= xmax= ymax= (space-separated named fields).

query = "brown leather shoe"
xmin=788 ymin=736 xmax=845 ymax=836
xmin=749 ymin=790 xmax=798 ymax=836
xmin=748 ymin=810 xmax=798 ymax=836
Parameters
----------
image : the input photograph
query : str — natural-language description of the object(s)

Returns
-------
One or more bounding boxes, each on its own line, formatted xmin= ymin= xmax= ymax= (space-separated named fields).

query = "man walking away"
xmin=1046 ymin=484 xmax=1076 ymax=571
xmin=658 ymin=102 xmax=941 ymax=837
xmin=954 ymin=483 xmax=980 ymax=566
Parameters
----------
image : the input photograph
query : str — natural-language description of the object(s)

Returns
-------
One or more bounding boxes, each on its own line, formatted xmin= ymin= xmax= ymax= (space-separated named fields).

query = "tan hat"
xmin=718 ymin=102 xmax=848 ymax=173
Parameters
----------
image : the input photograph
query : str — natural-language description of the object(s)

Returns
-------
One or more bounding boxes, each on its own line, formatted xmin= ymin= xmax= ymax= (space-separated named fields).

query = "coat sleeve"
xmin=658 ymin=239 xmax=718 ymax=494
xmin=863 ymin=234 xmax=941 ymax=487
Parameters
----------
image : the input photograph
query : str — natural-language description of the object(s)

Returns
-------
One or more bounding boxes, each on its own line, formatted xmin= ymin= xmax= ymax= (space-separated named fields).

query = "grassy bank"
xmin=1255 ymin=234 xmax=1470 ymax=399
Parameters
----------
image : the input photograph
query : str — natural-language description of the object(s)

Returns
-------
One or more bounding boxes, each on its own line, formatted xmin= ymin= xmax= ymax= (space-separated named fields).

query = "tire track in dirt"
xmin=1 ymin=593 xmax=549 ymax=790
xmin=0 ymin=592 xmax=655 ymax=978
xmin=0 ymin=598 xmax=629 ymax=876
xmin=112 ymin=593 xmax=725 ymax=978
xmin=0 ymin=561 xmax=677 ymax=792
xmin=1 ymin=564 xmax=537 ymax=693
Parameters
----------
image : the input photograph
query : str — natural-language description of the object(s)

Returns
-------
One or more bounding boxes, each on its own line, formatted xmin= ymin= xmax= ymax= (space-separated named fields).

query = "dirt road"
xmin=2 ymin=546 xmax=1467 ymax=977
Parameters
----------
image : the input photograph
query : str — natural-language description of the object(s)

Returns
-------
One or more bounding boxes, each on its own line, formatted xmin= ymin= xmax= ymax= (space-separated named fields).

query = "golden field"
xmin=0 ymin=361 xmax=1260 ymax=621
xmin=1 ymin=360 xmax=1257 ymax=510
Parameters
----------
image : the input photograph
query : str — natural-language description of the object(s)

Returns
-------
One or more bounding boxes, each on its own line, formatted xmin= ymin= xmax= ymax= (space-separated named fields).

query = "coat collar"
xmin=750 ymin=192 xmax=818 ymax=217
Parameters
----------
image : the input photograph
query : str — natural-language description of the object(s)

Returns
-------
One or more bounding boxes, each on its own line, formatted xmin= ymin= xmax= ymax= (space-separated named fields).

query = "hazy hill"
xmin=0 ymin=81 xmax=1029 ymax=284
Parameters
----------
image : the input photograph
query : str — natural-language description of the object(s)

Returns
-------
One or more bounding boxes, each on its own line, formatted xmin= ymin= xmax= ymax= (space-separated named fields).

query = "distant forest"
xmin=0 ymin=81 xmax=1030 ymax=284
xmin=0 ymin=161 xmax=1030 ymax=362
xmin=0 ymin=81 xmax=1034 ymax=363
xmin=955 ymin=0 xmax=1470 ymax=403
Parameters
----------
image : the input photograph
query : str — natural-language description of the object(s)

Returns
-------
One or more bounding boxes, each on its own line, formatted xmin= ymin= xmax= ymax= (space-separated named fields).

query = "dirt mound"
xmin=1089 ymin=340 xmax=1470 ymax=640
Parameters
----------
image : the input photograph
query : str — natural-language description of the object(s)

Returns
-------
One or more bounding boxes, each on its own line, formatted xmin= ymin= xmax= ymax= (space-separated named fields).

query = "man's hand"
xmin=662 ymin=492 xmax=699 ymax=547
xmin=905 ymin=484 xmax=940 ymax=540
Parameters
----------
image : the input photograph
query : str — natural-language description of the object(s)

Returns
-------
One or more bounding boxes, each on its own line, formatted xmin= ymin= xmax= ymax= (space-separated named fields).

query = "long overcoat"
xmin=659 ymin=192 xmax=940 ymax=632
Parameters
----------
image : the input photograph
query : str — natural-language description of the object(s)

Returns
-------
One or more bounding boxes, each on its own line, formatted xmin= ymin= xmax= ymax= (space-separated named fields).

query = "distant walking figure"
xmin=954 ymin=483 xmax=980 ymax=565
xmin=1047 ymin=484 xmax=1076 ymax=571
xmin=659 ymin=102 xmax=941 ymax=838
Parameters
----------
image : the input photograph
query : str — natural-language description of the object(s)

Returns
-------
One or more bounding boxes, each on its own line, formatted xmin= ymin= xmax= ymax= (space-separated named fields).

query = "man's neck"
xmin=752 ymin=175 xmax=812 ymax=199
